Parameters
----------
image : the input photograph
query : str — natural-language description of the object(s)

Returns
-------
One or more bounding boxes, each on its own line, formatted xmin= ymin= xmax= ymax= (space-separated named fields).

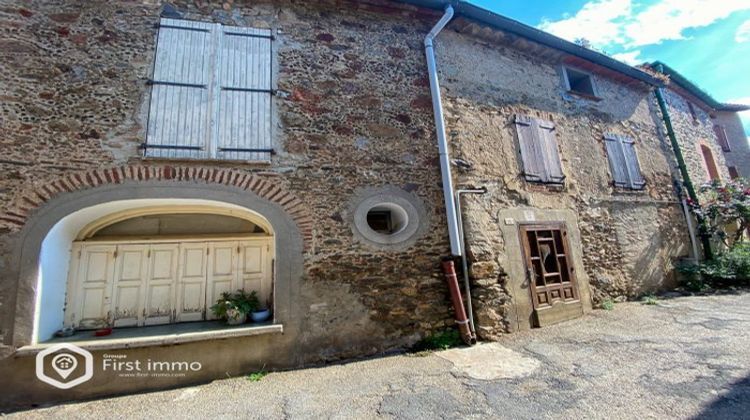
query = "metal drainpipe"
xmin=455 ymin=187 xmax=487 ymax=337
xmin=425 ymin=5 xmax=462 ymax=257
xmin=653 ymin=63 xmax=713 ymax=260
xmin=674 ymin=180 xmax=700 ymax=260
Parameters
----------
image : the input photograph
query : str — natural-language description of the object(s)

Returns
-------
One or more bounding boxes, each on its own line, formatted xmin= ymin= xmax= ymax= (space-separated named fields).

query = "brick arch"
xmin=0 ymin=165 xmax=313 ymax=247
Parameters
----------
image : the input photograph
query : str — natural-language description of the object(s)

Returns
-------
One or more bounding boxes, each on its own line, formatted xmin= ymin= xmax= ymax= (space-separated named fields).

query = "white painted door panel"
xmin=176 ymin=243 xmax=207 ymax=322
xmin=145 ymin=244 xmax=179 ymax=325
xmin=76 ymin=245 xmax=116 ymax=329
xmin=69 ymin=237 xmax=273 ymax=328
xmin=206 ymin=242 xmax=238 ymax=320
xmin=112 ymin=245 xmax=148 ymax=327
xmin=237 ymin=239 xmax=272 ymax=306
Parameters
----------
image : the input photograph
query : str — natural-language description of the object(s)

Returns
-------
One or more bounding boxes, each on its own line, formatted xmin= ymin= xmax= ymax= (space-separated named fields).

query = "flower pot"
xmin=226 ymin=313 xmax=247 ymax=325
xmin=226 ymin=309 xmax=247 ymax=325
xmin=251 ymin=309 xmax=271 ymax=323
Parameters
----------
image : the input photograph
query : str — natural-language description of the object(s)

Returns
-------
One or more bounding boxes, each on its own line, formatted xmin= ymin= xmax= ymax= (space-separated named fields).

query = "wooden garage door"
xmin=66 ymin=238 xmax=273 ymax=329
xmin=519 ymin=223 xmax=583 ymax=327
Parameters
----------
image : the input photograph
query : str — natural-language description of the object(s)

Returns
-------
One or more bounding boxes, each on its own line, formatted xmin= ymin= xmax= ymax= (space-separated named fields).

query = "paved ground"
xmin=10 ymin=293 xmax=750 ymax=419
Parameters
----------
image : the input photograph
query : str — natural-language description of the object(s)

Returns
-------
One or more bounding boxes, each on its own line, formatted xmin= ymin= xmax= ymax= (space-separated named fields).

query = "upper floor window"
xmin=143 ymin=18 xmax=274 ymax=161
xmin=603 ymin=134 xmax=645 ymax=190
xmin=562 ymin=66 xmax=598 ymax=98
xmin=713 ymin=124 xmax=731 ymax=152
xmin=513 ymin=115 xmax=565 ymax=185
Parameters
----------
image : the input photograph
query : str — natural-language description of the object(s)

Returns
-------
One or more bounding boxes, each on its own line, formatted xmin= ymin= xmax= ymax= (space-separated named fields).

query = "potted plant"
xmin=210 ymin=289 xmax=259 ymax=325
xmin=251 ymin=298 xmax=272 ymax=323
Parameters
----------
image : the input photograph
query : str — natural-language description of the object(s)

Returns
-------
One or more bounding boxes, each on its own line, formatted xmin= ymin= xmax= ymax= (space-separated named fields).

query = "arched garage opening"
xmin=34 ymin=199 xmax=277 ymax=342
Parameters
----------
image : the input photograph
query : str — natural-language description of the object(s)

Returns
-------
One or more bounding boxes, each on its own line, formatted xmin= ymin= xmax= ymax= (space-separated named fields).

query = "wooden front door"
xmin=520 ymin=223 xmax=583 ymax=327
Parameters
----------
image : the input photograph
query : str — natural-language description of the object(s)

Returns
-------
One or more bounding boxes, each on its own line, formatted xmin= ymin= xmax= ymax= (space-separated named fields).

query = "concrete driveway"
xmin=8 ymin=293 xmax=750 ymax=419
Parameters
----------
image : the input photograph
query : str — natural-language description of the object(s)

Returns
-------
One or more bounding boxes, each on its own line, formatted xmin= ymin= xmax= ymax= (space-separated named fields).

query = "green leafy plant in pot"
xmin=211 ymin=289 xmax=259 ymax=325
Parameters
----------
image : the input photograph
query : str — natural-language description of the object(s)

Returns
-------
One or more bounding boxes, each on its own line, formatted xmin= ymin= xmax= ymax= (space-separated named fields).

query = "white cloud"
xmin=611 ymin=50 xmax=644 ymax=65
xmin=736 ymin=20 xmax=750 ymax=42
xmin=625 ymin=0 xmax=750 ymax=47
xmin=538 ymin=0 xmax=632 ymax=49
xmin=539 ymin=0 xmax=750 ymax=50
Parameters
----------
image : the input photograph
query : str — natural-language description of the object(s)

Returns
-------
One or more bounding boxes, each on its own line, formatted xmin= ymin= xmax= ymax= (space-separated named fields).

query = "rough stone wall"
xmin=715 ymin=111 xmax=750 ymax=178
xmin=0 ymin=0 xmax=454 ymax=359
xmin=661 ymin=88 xmax=731 ymax=185
xmin=434 ymin=29 xmax=690 ymax=337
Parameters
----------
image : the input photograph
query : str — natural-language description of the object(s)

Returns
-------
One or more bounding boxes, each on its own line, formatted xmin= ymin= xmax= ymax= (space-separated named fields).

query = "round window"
xmin=366 ymin=203 xmax=409 ymax=235
xmin=350 ymin=186 xmax=427 ymax=250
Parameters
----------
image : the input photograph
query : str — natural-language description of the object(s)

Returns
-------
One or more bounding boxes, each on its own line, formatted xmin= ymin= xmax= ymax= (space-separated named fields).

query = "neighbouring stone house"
xmin=0 ymin=0 xmax=737 ymax=408
xmin=645 ymin=62 xmax=750 ymax=182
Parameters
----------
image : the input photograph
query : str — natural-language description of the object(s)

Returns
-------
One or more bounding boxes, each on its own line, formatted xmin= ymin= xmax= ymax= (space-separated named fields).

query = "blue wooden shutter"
xmin=215 ymin=26 xmax=273 ymax=161
xmin=145 ymin=18 xmax=214 ymax=159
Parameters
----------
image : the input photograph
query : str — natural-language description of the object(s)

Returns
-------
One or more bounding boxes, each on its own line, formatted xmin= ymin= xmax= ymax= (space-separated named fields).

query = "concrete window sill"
xmin=566 ymin=90 xmax=603 ymax=102
xmin=14 ymin=322 xmax=283 ymax=356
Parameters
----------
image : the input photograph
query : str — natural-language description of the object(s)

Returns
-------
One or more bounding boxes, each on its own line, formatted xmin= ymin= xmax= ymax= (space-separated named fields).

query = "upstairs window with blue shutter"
xmin=604 ymin=134 xmax=645 ymax=190
xmin=513 ymin=115 xmax=565 ymax=185
xmin=144 ymin=18 xmax=273 ymax=161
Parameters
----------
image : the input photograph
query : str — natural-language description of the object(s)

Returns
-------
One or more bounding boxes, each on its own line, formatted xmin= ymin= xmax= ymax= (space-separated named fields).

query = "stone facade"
xmin=0 ymin=0 xmax=705 ymax=407
xmin=715 ymin=111 xmax=750 ymax=179
xmin=434 ymin=24 xmax=691 ymax=338
xmin=0 ymin=1 xmax=461 ymax=406
xmin=659 ymin=88 xmax=731 ymax=185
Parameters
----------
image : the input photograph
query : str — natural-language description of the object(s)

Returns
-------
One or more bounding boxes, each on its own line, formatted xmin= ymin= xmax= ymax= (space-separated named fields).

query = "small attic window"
xmin=563 ymin=67 xmax=598 ymax=98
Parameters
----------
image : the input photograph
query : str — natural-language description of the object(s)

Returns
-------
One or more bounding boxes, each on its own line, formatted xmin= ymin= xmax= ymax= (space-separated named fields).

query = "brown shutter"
xmin=604 ymin=134 xmax=629 ymax=187
xmin=728 ymin=166 xmax=740 ymax=179
xmin=713 ymin=125 xmax=731 ymax=152
xmin=514 ymin=115 xmax=546 ymax=182
xmin=605 ymin=133 xmax=645 ymax=189
xmin=537 ymin=119 xmax=564 ymax=183
xmin=622 ymin=138 xmax=645 ymax=188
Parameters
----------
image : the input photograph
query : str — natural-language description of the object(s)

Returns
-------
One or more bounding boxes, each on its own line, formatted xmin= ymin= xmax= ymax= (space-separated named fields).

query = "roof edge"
xmin=650 ymin=61 xmax=750 ymax=112
xmin=394 ymin=0 xmax=664 ymax=87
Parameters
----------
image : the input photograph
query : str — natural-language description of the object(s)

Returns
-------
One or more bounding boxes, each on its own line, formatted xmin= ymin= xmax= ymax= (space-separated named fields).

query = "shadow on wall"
xmin=628 ymin=221 xmax=687 ymax=295
xmin=694 ymin=374 xmax=750 ymax=419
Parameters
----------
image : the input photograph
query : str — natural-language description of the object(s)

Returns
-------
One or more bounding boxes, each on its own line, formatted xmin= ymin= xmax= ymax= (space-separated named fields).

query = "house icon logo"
xmin=36 ymin=343 xmax=93 ymax=389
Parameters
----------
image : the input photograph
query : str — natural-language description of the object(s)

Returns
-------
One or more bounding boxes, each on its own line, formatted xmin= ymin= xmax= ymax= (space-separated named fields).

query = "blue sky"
xmin=470 ymin=0 xmax=750 ymax=137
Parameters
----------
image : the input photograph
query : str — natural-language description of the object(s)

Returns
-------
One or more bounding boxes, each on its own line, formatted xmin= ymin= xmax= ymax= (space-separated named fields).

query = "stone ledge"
xmin=13 ymin=324 xmax=284 ymax=356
